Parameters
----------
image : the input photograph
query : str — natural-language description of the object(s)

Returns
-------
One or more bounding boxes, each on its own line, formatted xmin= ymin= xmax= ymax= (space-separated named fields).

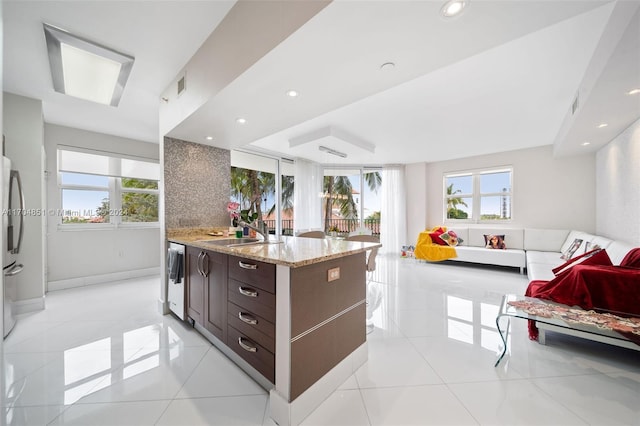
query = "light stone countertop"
xmin=168 ymin=232 xmax=381 ymax=268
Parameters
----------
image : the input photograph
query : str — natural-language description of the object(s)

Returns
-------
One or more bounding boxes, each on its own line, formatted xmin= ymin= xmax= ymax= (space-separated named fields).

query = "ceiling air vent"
xmin=571 ymin=94 xmax=579 ymax=115
xmin=177 ymin=74 xmax=186 ymax=96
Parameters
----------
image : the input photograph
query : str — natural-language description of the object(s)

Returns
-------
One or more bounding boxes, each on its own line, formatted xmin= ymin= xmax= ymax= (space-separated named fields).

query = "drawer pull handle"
xmin=239 ymin=287 xmax=258 ymax=297
xmin=238 ymin=261 xmax=258 ymax=270
xmin=238 ymin=312 xmax=258 ymax=325
xmin=238 ymin=337 xmax=257 ymax=352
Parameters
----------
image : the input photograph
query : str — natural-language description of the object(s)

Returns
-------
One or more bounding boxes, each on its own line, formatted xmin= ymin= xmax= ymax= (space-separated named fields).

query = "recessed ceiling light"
xmin=628 ymin=88 xmax=640 ymax=95
xmin=205 ymin=136 xmax=213 ymax=140
xmin=380 ymin=62 xmax=395 ymax=71
xmin=597 ymin=123 xmax=608 ymax=128
xmin=236 ymin=118 xmax=247 ymax=125
xmin=43 ymin=23 xmax=134 ymax=107
xmin=441 ymin=0 xmax=468 ymax=18
xmin=286 ymin=90 xmax=299 ymax=97
xmin=582 ymin=142 xmax=591 ymax=146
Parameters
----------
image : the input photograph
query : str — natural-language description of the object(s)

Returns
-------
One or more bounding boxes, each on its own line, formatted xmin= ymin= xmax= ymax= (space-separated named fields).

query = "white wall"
xmin=405 ymin=162 xmax=427 ymax=245
xmin=44 ymin=124 xmax=160 ymax=284
xmin=3 ymin=93 xmax=45 ymax=302
xmin=415 ymin=145 xmax=596 ymax=236
xmin=1 ymin=0 xmax=5 ymax=351
xmin=596 ymin=118 xmax=640 ymax=244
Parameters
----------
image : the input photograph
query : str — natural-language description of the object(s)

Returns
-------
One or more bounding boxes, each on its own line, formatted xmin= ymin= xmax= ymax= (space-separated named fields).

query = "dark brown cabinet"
xmin=226 ymin=255 xmax=276 ymax=383
xmin=186 ymin=246 xmax=227 ymax=341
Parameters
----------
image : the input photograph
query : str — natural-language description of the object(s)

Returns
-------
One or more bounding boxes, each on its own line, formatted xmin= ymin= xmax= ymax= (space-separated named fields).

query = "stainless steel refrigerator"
xmin=3 ymin=144 xmax=25 ymax=338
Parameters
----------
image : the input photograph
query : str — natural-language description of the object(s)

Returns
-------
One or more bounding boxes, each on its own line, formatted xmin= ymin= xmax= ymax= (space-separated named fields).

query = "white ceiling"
xmin=3 ymin=1 xmax=640 ymax=165
xmin=3 ymin=0 xmax=235 ymax=143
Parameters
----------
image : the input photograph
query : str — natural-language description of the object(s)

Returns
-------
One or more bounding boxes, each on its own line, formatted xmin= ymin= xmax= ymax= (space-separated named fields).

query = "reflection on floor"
xmin=3 ymin=255 xmax=640 ymax=425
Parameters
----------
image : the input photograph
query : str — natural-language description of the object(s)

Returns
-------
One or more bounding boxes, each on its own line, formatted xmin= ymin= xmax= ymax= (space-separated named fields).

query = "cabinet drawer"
xmin=228 ymin=302 xmax=275 ymax=353
xmin=228 ymin=278 xmax=276 ymax=322
xmin=227 ymin=325 xmax=274 ymax=383
xmin=228 ymin=256 xmax=276 ymax=294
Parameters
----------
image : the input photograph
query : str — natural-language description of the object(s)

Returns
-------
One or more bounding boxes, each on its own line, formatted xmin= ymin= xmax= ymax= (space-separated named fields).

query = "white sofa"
xmin=440 ymin=227 xmax=636 ymax=280
xmin=524 ymin=229 xmax=636 ymax=281
xmin=446 ymin=227 xmax=526 ymax=273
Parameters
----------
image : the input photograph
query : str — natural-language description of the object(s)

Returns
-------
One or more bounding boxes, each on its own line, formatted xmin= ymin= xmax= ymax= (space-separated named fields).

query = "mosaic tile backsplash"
xmin=164 ymin=137 xmax=231 ymax=229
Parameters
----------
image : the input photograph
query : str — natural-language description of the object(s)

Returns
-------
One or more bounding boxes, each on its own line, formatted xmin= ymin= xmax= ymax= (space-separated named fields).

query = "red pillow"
xmin=429 ymin=228 xmax=447 ymax=245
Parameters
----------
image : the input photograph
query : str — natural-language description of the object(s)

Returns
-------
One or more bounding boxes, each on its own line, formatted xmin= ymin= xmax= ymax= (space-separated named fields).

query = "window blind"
xmin=58 ymin=148 xmax=159 ymax=181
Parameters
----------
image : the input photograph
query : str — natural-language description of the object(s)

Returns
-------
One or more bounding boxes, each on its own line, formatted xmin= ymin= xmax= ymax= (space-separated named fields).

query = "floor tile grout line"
xmin=355 ymin=376 xmax=374 ymax=426
xmin=528 ymin=372 xmax=612 ymax=425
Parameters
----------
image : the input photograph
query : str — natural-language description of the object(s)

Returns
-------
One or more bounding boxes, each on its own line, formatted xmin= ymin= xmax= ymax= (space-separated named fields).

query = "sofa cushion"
xmin=468 ymin=228 xmax=524 ymax=249
xmin=526 ymin=250 xmax=565 ymax=266
xmin=524 ymin=229 xmax=569 ymax=252
xmin=588 ymin=236 xmax=613 ymax=251
xmin=606 ymin=240 xmax=636 ymax=265
xmin=527 ymin=262 xmax=557 ymax=281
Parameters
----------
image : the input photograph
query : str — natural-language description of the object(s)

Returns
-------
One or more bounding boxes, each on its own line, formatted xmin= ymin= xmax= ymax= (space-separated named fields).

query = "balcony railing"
xmin=263 ymin=219 xmax=380 ymax=236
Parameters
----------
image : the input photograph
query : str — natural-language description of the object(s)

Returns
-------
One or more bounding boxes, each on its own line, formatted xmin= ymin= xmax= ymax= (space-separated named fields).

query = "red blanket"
xmin=526 ymin=248 xmax=640 ymax=342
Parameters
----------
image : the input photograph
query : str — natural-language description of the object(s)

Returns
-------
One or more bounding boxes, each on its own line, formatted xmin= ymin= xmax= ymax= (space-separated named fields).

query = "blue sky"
xmin=61 ymin=173 xmax=108 ymax=215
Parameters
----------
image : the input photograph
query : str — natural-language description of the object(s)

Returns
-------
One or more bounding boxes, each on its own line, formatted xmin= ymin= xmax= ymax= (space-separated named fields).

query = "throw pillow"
xmin=583 ymin=241 xmax=601 ymax=254
xmin=439 ymin=230 xmax=463 ymax=247
xmin=560 ymin=238 xmax=583 ymax=260
xmin=429 ymin=227 xmax=448 ymax=246
xmin=484 ymin=234 xmax=506 ymax=250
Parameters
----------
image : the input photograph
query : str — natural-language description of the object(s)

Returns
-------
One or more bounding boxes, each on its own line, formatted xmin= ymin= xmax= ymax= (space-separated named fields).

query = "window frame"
xmin=443 ymin=166 xmax=513 ymax=224
xmin=57 ymin=146 xmax=159 ymax=230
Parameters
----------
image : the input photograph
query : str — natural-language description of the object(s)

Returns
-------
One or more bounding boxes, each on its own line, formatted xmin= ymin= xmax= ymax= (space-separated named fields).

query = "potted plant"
xmin=239 ymin=209 xmax=259 ymax=236
xmin=328 ymin=225 xmax=340 ymax=237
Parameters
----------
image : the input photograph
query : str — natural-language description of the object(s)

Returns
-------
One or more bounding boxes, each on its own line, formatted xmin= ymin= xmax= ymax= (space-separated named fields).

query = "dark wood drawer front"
xmin=227 ymin=325 xmax=275 ymax=383
xmin=228 ymin=256 xmax=276 ymax=294
xmin=227 ymin=302 xmax=275 ymax=353
xmin=228 ymin=278 xmax=276 ymax=322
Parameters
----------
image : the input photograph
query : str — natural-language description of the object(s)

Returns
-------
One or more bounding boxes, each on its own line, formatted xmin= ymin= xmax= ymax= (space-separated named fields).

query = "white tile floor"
xmin=3 ymin=255 xmax=639 ymax=425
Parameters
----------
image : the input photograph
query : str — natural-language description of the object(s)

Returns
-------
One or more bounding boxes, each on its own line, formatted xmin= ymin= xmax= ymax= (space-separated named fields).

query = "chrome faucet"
xmin=237 ymin=219 xmax=269 ymax=241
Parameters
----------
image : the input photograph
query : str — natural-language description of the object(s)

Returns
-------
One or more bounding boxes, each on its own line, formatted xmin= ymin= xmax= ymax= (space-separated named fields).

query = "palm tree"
xmin=231 ymin=167 xmax=268 ymax=221
xmin=322 ymin=171 xmax=381 ymax=232
xmin=446 ymin=183 xmax=468 ymax=219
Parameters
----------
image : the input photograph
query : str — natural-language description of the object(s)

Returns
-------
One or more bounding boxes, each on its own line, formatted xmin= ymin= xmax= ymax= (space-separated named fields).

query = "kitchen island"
xmin=168 ymin=230 xmax=380 ymax=426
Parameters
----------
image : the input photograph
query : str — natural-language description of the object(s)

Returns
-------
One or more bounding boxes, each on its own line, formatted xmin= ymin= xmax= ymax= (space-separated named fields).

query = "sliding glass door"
xmin=323 ymin=167 xmax=381 ymax=237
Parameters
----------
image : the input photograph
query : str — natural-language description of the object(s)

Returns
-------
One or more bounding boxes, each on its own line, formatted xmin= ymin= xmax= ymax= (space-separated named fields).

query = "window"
xmin=444 ymin=167 xmax=512 ymax=222
xmin=58 ymin=147 xmax=159 ymax=227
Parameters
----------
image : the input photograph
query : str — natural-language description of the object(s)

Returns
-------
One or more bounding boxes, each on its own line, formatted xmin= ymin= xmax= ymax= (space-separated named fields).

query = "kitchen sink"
xmin=197 ymin=238 xmax=282 ymax=247
xmin=198 ymin=238 xmax=259 ymax=246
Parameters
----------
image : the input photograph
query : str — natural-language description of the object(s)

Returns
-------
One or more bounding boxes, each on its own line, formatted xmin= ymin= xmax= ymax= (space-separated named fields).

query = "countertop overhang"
xmin=168 ymin=233 xmax=381 ymax=268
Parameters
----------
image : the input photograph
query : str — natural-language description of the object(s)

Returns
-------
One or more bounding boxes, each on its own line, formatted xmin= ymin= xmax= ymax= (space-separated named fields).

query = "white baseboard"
xmin=13 ymin=296 xmax=45 ymax=315
xmin=47 ymin=267 xmax=160 ymax=292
